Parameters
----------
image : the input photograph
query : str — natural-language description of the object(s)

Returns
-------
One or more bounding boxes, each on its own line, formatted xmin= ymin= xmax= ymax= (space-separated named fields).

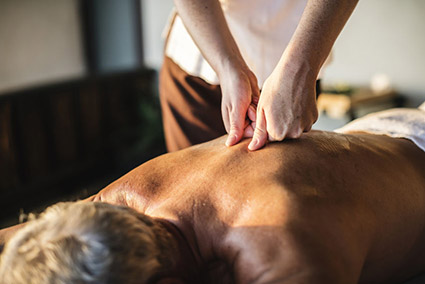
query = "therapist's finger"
xmin=247 ymin=104 xmax=256 ymax=123
xmin=243 ymin=124 xmax=254 ymax=138
xmin=248 ymin=109 xmax=267 ymax=151
xmin=249 ymin=73 xmax=260 ymax=106
xmin=225 ymin=106 xmax=246 ymax=147
xmin=221 ymin=105 xmax=230 ymax=133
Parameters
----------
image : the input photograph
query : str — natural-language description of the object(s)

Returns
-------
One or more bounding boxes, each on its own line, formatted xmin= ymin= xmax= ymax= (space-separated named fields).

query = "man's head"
xmin=0 ymin=201 xmax=175 ymax=284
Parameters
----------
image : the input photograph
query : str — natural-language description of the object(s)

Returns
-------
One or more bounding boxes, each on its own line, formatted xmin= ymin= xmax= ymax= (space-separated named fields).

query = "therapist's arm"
xmin=173 ymin=0 xmax=260 ymax=146
xmin=249 ymin=0 xmax=359 ymax=150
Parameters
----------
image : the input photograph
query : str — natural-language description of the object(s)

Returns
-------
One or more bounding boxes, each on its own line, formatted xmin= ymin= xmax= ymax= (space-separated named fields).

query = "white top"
xmin=164 ymin=0 xmax=309 ymax=87
xmin=336 ymin=104 xmax=425 ymax=153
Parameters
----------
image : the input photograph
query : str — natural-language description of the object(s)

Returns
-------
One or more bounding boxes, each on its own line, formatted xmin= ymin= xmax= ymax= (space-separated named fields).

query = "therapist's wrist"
xmin=276 ymin=49 xmax=321 ymax=85
xmin=282 ymin=42 xmax=327 ymax=77
xmin=216 ymin=52 xmax=248 ymax=81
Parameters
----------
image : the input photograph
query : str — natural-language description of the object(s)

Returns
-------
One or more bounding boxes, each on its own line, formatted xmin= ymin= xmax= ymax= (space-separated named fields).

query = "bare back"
xmin=95 ymin=131 xmax=425 ymax=283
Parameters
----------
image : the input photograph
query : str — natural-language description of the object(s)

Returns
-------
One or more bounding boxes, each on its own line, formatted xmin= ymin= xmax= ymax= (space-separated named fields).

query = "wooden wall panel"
xmin=15 ymin=97 xmax=50 ymax=182
xmin=0 ymin=102 xmax=19 ymax=192
xmin=49 ymin=92 xmax=78 ymax=166
xmin=0 ymin=69 xmax=163 ymax=216
xmin=78 ymin=83 xmax=102 ymax=156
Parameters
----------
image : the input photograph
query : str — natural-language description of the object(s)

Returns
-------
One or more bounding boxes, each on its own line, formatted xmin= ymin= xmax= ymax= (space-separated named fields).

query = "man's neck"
xmin=156 ymin=219 xmax=204 ymax=283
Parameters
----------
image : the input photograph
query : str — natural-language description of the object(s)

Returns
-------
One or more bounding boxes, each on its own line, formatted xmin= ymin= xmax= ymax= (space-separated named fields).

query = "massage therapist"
xmin=159 ymin=0 xmax=359 ymax=152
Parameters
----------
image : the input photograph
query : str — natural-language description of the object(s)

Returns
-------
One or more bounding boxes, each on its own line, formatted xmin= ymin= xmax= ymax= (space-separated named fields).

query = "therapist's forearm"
xmin=277 ymin=0 xmax=359 ymax=77
xmin=173 ymin=0 xmax=246 ymax=78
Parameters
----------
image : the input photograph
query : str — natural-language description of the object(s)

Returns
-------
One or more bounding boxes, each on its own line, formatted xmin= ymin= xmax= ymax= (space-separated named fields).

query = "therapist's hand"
xmin=248 ymin=61 xmax=318 ymax=151
xmin=174 ymin=0 xmax=358 ymax=150
xmin=244 ymin=0 xmax=359 ymax=151
xmin=219 ymin=60 xmax=260 ymax=147
xmin=172 ymin=0 xmax=260 ymax=147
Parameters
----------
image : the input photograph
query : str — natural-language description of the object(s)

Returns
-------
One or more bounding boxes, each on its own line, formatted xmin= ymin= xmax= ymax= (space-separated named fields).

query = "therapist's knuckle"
xmin=268 ymin=129 xmax=286 ymax=141
xmin=267 ymin=124 xmax=286 ymax=141
xmin=230 ymin=122 xmax=242 ymax=133
xmin=268 ymin=133 xmax=281 ymax=142
xmin=287 ymin=128 xmax=303 ymax=139
xmin=255 ymin=126 xmax=267 ymax=136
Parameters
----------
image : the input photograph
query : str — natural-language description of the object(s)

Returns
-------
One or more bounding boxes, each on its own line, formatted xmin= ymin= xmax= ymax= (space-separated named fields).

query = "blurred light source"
xmin=371 ymin=73 xmax=392 ymax=94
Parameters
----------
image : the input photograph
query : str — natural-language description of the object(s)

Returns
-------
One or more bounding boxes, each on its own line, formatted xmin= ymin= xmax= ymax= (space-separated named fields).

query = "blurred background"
xmin=1 ymin=0 xmax=424 ymax=225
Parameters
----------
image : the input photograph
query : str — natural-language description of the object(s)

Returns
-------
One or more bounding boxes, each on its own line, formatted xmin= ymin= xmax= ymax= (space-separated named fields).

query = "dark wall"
xmin=0 ymin=69 xmax=165 ymax=218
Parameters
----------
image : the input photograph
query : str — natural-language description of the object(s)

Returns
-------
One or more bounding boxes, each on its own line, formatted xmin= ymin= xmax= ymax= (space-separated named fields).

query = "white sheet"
xmin=335 ymin=104 xmax=425 ymax=152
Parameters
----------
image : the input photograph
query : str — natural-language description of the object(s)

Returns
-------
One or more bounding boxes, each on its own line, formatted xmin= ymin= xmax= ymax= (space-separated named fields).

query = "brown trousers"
xmin=159 ymin=56 xmax=226 ymax=152
xmin=159 ymin=56 xmax=321 ymax=152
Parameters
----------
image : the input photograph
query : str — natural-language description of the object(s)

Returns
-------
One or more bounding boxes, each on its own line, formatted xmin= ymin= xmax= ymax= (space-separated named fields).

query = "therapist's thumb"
xmin=225 ymin=108 xmax=245 ymax=147
xmin=248 ymin=110 xmax=267 ymax=151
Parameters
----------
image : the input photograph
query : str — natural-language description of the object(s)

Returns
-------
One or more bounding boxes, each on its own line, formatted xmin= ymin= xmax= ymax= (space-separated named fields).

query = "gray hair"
xmin=0 ymin=201 xmax=175 ymax=284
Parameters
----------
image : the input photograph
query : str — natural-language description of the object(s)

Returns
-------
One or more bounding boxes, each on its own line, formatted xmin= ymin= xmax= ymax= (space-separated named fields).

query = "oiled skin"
xmin=93 ymin=131 xmax=425 ymax=284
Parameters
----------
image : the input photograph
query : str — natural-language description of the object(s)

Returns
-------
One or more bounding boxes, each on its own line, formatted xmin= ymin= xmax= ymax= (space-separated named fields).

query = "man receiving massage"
xmin=1 ymin=105 xmax=425 ymax=284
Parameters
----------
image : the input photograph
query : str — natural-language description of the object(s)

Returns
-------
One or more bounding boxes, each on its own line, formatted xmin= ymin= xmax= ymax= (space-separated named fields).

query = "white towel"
xmin=335 ymin=104 xmax=425 ymax=152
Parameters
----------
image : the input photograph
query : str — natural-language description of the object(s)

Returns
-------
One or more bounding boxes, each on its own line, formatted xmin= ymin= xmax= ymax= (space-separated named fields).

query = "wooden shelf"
xmin=317 ymin=88 xmax=403 ymax=120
